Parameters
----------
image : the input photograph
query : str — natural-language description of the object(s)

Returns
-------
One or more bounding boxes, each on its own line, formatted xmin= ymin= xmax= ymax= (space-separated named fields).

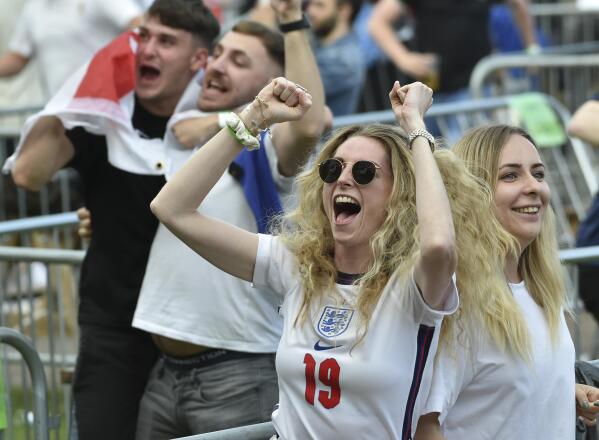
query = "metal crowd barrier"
xmin=469 ymin=52 xmax=599 ymax=114
xmin=175 ymin=422 xmax=276 ymax=440
xmin=0 ymin=327 xmax=49 ymax=440
xmin=0 ymin=213 xmax=81 ymax=440
xmin=531 ymin=2 xmax=599 ymax=46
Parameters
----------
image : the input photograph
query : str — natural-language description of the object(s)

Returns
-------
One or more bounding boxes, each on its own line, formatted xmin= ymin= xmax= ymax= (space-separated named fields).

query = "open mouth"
xmin=139 ymin=65 xmax=161 ymax=81
xmin=512 ymin=206 xmax=540 ymax=215
xmin=205 ymin=77 xmax=228 ymax=93
xmin=334 ymin=195 xmax=361 ymax=224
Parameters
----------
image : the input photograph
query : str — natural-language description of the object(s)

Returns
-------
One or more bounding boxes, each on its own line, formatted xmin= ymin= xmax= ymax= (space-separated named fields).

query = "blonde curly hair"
xmin=273 ymin=124 xmax=511 ymax=348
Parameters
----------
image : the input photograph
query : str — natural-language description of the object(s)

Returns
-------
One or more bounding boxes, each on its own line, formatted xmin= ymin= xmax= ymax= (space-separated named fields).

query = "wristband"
xmin=408 ymin=128 xmax=435 ymax=152
xmin=225 ymin=112 xmax=260 ymax=150
xmin=217 ymin=112 xmax=228 ymax=128
xmin=279 ymin=14 xmax=310 ymax=33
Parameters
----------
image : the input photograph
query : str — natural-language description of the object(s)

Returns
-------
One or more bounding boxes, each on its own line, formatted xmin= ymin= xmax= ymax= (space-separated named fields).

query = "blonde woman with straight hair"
xmin=415 ymin=124 xmax=599 ymax=440
xmin=150 ymin=77 xmax=508 ymax=439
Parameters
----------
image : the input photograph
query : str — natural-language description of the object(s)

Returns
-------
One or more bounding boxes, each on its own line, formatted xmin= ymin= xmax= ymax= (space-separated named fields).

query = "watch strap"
xmin=278 ymin=14 xmax=311 ymax=33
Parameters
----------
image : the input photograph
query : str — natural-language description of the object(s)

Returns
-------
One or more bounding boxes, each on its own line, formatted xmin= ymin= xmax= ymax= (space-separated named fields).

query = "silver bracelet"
xmin=408 ymin=128 xmax=435 ymax=152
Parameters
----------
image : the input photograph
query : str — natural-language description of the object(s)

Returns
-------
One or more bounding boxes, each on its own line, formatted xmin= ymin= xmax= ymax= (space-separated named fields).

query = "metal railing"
xmin=0 ymin=213 xmax=81 ymax=440
xmin=0 ymin=327 xmax=49 ymax=440
xmin=174 ymin=422 xmax=276 ymax=440
xmin=469 ymin=53 xmax=599 ymax=114
xmin=531 ymin=2 xmax=599 ymax=45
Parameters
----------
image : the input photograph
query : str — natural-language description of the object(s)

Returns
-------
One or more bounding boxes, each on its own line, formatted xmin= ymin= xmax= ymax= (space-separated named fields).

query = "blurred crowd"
xmin=0 ymin=0 xmax=545 ymax=117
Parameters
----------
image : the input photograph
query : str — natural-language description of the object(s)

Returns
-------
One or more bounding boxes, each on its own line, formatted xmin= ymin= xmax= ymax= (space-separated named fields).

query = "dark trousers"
xmin=73 ymin=324 xmax=159 ymax=440
xmin=580 ymin=265 xmax=599 ymax=325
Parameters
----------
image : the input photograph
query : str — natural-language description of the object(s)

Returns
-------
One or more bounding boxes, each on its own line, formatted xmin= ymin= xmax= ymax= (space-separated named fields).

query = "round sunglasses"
xmin=318 ymin=158 xmax=381 ymax=185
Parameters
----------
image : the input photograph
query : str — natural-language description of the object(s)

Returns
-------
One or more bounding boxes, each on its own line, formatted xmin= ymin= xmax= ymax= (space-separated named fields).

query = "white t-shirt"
xmin=425 ymin=281 xmax=575 ymax=440
xmin=0 ymin=0 xmax=44 ymax=128
xmin=9 ymin=0 xmax=142 ymax=96
xmin=253 ymin=234 xmax=459 ymax=440
xmin=132 ymin=136 xmax=294 ymax=352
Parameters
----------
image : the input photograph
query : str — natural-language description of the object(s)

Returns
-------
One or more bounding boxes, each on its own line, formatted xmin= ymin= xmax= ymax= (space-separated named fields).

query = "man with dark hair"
xmin=306 ymin=0 xmax=365 ymax=116
xmin=130 ymin=1 xmax=325 ymax=438
xmin=6 ymin=1 xmax=220 ymax=438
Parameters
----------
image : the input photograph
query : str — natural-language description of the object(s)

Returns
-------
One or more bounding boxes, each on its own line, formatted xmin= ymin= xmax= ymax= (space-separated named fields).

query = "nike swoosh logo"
xmin=314 ymin=341 xmax=342 ymax=351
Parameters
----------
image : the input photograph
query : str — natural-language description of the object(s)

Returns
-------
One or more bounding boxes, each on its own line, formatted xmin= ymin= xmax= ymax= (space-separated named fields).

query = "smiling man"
xmin=130 ymin=1 xmax=325 ymax=438
xmin=7 ymin=1 xmax=220 ymax=439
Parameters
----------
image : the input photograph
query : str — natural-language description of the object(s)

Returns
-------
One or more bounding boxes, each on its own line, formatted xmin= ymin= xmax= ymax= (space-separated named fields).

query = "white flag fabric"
xmin=3 ymin=31 xmax=206 ymax=178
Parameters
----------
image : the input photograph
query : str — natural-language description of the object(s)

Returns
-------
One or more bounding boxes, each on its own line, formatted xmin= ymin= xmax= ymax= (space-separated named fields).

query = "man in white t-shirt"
xmin=130 ymin=1 xmax=326 ymax=438
xmin=0 ymin=0 xmax=143 ymax=97
xmin=0 ymin=0 xmax=43 ymax=115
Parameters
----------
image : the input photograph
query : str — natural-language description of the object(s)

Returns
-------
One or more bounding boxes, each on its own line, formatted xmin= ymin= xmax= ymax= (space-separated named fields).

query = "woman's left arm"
xmin=576 ymin=383 xmax=599 ymax=426
xmin=389 ymin=81 xmax=457 ymax=309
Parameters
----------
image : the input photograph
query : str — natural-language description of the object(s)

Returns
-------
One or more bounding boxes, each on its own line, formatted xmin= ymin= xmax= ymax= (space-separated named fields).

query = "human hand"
xmin=271 ymin=0 xmax=302 ymax=22
xmin=77 ymin=207 xmax=92 ymax=240
xmin=240 ymin=77 xmax=312 ymax=129
xmin=389 ymin=81 xmax=432 ymax=133
xmin=396 ymin=52 xmax=437 ymax=80
xmin=576 ymin=383 xmax=599 ymax=426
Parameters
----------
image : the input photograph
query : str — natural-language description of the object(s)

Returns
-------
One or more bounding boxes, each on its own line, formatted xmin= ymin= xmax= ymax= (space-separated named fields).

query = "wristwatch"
xmin=279 ymin=14 xmax=311 ymax=33
xmin=408 ymin=129 xmax=435 ymax=152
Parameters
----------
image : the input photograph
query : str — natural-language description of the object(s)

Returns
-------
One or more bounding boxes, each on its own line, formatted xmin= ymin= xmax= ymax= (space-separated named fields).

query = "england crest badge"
xmin=317 ymin=306 xmax=354 ymax=338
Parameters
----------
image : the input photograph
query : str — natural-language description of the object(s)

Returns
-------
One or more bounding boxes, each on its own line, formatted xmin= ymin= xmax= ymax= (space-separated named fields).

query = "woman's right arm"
xmin=389 ymin=81 xmax=457 ymax=310
xmin=151 ymin=77 xmax=311 ymax=282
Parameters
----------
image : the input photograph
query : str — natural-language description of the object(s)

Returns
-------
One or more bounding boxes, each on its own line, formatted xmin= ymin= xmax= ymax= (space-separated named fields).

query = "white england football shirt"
xmin=253 ymin=234 xmax=458 ymax=439
xmin=425 ymin=281 xmax=575 ymax=440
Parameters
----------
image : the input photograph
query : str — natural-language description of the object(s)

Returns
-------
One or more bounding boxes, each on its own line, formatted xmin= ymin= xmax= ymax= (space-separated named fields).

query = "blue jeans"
xmin=135 ymin=352 xmax=278 ymax=440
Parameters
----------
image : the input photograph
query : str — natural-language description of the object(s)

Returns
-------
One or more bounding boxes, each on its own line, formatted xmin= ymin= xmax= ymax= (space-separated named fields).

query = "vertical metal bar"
xmin=0 ymin=328 xmax=49 ymax=440
xmin=1 ymin=346 xmax=13 ymax=440
xmin=0 ymin=138 xmax=7 ymax=222
xmin=45 ymin=265 xmax=58 ymax=439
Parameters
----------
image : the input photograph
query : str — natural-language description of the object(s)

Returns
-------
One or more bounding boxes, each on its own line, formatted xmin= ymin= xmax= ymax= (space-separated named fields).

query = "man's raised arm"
xmin=271 ymin=0 xmax=325 ymax=177
xmin=508 ymin=0 xmax=538 ymax=51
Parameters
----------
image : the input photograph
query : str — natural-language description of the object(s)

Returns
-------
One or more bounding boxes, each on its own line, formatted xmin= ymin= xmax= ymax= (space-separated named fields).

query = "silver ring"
xmin=296 ymin=83 xmax=307 ymax=92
